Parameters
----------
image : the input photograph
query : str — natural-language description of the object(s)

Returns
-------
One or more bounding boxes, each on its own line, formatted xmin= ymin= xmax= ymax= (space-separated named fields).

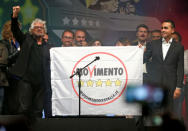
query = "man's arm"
xmin=143 ymin=42 xmax=152 ymax=63
xmin=176 ymin=45 xmax=184 ymax=88
xmin=174 ymin=45 xmax=184 ymax=99
xmin=11 ymin=6 xmax=25 ymax=46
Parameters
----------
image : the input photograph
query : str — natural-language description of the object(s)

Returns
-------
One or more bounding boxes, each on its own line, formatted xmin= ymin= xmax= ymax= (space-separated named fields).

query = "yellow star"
xmin=87 ymin=80 xmax=94 ymax=87
xmin=20 ymin=0 xmax=39 ymax=25
xmin=115 ymin=79 xmax=122 ymax=86
xmin=96 ymin=79 xmax=103 ymax=87
xmin=106 ymin=79 xmax=112 ymax=86
xmin=76 ymin=80 xmax=84 ymax=87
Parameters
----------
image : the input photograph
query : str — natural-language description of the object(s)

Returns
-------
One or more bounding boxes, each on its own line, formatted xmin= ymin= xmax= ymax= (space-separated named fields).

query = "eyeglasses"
xmin=76 ymin=36 xmax=85 ymax=39
xmin=63 ymin=36 xmax=73 ymax=39
xmin=34 ymin=26 xmax=44 ymax=29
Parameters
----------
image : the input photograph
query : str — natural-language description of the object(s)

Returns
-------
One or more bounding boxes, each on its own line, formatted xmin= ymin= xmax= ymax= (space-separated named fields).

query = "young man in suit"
xmin=144 ymin=20 xmax=184 ymax=114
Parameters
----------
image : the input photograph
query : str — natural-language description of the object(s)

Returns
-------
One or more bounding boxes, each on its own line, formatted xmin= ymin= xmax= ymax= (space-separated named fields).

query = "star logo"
xmin=62 ymin=17 xmax=70 ymax=25
xmin=72 ymin=17 xmax=79 ymax=26
xmin=115 ymin=79 xmax=122 ymax=86
xmin=76 ymin=80 xmax=84 ymax=87
xmin=96 ymin=79 xmax=103 ymax=87
xmin=81 ymin=18 xmax=87 ymax=26
xmin=87 ymin=80 xmax=94 ymax=87
xmin=88 ymin=20 xmax=93 ymax=26
xmin=20 ymin=0 xmax=39 ymax=25
xmin=106 ymin=79 xmax=112 ymax=86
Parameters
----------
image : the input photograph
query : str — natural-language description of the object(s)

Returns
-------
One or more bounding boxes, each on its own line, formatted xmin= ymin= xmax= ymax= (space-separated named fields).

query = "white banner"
xmin=50 ymin=46 xmax=143 ymax=116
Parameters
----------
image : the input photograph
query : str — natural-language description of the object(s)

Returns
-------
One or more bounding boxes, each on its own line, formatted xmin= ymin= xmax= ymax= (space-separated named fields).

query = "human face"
xmin=32 ymin=22 xmax=45 ymax=37
xmin=115 ymin=41 xmax=124 ymax=46
xmin=75 ymin=30 xmax=86 ymax=46
xmin=172 ymin=34 xmax=179 ymax=42
xmin=161 ymin=22 xmax=174 ymax=41
xmin=92 ymin=40 xmax=102 ymax=46
xmin=136 ymin=27 xmax=148 ymax=42
xmin=151 ymin=32 xmax=161 ymax=40
xmin=61 ymin=31 xmax=74 ymax=46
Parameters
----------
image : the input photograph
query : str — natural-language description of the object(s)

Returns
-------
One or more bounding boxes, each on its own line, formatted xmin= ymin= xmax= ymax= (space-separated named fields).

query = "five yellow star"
xmin=115 ymin=79 xmax=122 ymax=86
xmin=76 ymin=79 xmax=123 ymax=87
xmin=96 ymin=79 xmax=103 ymax=87
xmin=87 ymin=80 xmax=94 ymax=87
xmin=106 ymin=79 xmax=112 ymax=86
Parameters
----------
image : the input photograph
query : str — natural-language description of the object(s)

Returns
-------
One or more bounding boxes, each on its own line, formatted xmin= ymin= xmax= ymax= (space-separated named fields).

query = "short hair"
xmin=90 ymin=39 xmax=103 ymax=46
xmin=118 ymin=37 xmax=130 ymax=44
xmin=136 ymin=24 xmax=149 ymax=32
xmin=62 ymin=29 xmax=74 ymax=38
xmin=151 ymin=30 xmax=161 ymax=34
xmin=75 ymin=29 xmax=86 ymax=35
xmin=29 ymin=18 xmax=47 ymax=33
xmin=172 ymin=31 xmax=182 ymax=42
xmin=163 ymin=19 xmax=175 ymax=28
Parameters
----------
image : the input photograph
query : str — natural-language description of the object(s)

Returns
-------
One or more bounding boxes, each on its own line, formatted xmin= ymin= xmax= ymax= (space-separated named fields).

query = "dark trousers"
xmin=0 ymin=88 xmax=4 ymax=114
xmin=16 ymin=80 xmax=44 ymax=118
xmin=3 ymin=78 xmax=19 ymax=115
xmin=184 ymin=82 xmax=188 ymax=120
xmin=173 ymin=88 xmax=184 ymax=119
xmin=43 ymin=86 xmax=52 ymax=118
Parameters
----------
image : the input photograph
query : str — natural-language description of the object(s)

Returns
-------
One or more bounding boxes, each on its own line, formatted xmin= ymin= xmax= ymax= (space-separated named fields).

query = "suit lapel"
xmin=159 ymin=40 xmax=163 ymax=61
xmin=164 ymin=40 xmax=176 ymax=62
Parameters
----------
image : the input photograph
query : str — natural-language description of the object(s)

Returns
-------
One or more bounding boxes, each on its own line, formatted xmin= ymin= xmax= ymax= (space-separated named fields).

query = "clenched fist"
xmin=12 ymin=6 xmax=20 ymax=18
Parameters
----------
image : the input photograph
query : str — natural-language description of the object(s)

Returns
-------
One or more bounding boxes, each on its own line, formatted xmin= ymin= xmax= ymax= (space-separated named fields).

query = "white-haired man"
xmin=9 ymin=6 xmax=48 ymax=118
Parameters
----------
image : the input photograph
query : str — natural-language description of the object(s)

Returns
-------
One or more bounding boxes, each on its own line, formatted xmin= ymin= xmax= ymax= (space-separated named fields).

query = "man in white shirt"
xmin=144 ymin=19 xmax=184 ymax=114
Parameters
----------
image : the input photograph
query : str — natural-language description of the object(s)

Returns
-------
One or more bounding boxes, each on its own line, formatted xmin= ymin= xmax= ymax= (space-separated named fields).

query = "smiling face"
xmin=161 ymin=22 xmax=174 ymax=40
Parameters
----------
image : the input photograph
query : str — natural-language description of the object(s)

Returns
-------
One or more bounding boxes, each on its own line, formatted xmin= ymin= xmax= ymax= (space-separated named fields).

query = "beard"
xmin=63 ymin=41 xmax=72 ymax=47
xmin=32 ymin=32 xmax=44 ymax=39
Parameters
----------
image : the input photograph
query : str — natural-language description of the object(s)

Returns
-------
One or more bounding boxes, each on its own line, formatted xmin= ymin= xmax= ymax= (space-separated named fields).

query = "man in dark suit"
xmin=144 ymin=20 xmax=184 ymax=113
xmin=10 ymin=6 xmax=48 ymax=118
xmin=132 ymin=24 xmax=151 ymax=84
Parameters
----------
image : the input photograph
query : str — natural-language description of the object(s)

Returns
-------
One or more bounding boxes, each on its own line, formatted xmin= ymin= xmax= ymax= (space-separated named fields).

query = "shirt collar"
xmin=162 ymin=37 xmax=173 ymax=44
xmin=138 ymin=41 xmax=147 ymax=46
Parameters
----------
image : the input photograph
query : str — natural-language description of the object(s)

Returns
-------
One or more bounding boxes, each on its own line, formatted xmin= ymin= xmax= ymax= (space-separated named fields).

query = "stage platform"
xmin=0 ymin=115 xmax=163 ymax=131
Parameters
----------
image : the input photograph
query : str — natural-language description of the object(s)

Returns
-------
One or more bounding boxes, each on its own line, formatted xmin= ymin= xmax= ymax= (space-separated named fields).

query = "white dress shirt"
xmin=162 ymin=38 xmax=173 ymax=60
xmin=138 ymin=41 xmax=147 ymax=73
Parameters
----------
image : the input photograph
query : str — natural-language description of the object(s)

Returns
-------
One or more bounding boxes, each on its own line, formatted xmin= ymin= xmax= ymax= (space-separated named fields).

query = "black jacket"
xmin=10 ymin=16 xmax=47 ymax=79
xmin=144 ymin=39 xmax=184 ymax=91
